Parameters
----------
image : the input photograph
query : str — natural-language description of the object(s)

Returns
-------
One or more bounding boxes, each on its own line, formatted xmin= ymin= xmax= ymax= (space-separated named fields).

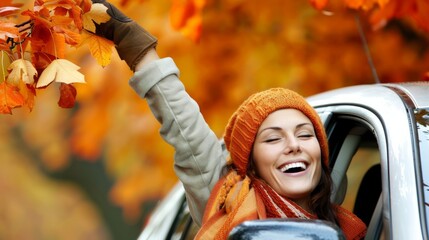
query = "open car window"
xmin=317 ymin=105 xmax=387 ymax=240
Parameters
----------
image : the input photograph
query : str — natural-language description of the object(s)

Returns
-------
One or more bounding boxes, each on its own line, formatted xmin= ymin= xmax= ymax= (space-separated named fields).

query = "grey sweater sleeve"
xmin=129 ymin=57 xmax=227 ymax=226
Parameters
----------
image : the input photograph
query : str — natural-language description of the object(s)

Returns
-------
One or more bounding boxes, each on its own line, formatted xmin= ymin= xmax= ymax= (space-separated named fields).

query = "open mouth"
xmin=279 ymin=162 xmax=307 ymax=173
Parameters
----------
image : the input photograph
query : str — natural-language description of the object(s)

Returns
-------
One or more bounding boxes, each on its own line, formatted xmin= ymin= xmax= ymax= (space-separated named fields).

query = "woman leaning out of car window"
xmin=86 ymin=1 xmax=367 ymax=239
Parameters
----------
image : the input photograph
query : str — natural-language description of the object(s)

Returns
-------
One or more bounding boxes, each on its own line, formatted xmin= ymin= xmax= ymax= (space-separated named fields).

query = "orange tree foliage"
xmin=0 ymin=137 xmax=111 ymax=239
xmin=1 ymin=0 xmax=428 ymax=221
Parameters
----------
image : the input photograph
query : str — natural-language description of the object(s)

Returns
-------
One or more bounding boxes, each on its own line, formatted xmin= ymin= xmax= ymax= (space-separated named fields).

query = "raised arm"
xmin=87 ymin=0 xmax=227 ymax=226
xmin=130 ymin=54 xmax=227 ymax=226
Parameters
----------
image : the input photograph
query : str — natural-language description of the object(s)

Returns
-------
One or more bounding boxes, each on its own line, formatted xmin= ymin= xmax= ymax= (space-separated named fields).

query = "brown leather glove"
xmin=90 ymin=0 xmax=157 ymax=71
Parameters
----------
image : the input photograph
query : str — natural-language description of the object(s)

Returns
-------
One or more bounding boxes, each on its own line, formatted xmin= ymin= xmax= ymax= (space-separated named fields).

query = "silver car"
xmin=138 ymin=82 xmax=429 ymax=240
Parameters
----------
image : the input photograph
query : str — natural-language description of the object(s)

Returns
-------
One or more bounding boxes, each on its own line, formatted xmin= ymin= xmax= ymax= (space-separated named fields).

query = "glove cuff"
xmin=114 ymin=22 xmax=157 ymax=71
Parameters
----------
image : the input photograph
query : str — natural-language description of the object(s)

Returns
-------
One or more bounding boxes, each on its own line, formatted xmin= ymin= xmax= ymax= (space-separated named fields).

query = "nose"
xmin=283 ymin=135 xmax=301 ymax=154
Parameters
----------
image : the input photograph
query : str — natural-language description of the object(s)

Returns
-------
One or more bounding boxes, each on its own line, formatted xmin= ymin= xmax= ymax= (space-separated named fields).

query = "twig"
xmin=354 ymin=13 xmax=380 ymax=84
xmin=7 ymin=20 xmax=34 ymax=50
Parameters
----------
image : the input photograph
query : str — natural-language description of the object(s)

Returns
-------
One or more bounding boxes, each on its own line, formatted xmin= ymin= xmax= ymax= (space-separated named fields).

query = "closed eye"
xmin=298 ymin=134 xmax=314 ymax=139
xmin=265 ymin=137 xmax=281 ymax=143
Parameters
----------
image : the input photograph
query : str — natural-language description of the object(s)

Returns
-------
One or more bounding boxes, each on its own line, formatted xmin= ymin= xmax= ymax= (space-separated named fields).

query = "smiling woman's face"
xmin=252 ymin=108 xmax=322 ymax=210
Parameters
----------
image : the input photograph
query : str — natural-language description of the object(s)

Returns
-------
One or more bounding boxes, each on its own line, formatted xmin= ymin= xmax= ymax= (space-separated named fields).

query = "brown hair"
xmin=308 ymin=162 xmax=338 ymax=224
xmin=247 ymin=153 xmax=338 ymax=224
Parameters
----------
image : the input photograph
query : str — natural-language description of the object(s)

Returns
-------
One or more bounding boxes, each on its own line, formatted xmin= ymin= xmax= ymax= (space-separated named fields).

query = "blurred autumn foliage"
xmin=1 ymin=0 xmax=429 ymax=239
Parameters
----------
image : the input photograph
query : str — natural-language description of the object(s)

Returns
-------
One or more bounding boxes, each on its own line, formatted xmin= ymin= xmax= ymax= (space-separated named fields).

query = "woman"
xmin=194 ymin=89 xmax=366 ymax=239
xmin=88 ymin=1 xmax=366 ymax=239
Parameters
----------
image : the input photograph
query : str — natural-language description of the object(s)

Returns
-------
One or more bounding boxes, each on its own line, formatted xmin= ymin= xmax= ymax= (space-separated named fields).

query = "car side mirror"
xmin=228 ymin=219 xmax=346 ymax=240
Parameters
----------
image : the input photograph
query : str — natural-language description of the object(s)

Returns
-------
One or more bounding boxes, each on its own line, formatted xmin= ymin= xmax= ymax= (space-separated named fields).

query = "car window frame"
xmin=315 ymin=105 xmax=390 ymax=239
xmin=412 ymin=107 xmax=429 ymax=238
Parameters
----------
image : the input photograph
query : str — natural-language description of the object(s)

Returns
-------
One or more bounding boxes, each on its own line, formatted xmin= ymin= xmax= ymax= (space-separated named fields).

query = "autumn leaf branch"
xmin=6 ymin=20 xmax=33 ymax=50
xmin=0 ymin=0 xmax=113 ymax=114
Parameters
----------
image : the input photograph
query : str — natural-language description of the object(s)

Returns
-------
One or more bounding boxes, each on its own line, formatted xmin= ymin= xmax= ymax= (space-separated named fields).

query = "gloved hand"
xmin=90 ymin=0 xmax=157 ymax=71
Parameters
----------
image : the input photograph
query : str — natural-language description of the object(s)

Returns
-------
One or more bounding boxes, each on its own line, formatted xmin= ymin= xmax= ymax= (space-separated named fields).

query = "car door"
xmin=309 ymin=83 xmax=429 ymax=240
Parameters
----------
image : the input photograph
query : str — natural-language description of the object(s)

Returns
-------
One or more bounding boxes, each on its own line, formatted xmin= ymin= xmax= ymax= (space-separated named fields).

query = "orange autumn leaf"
xmin=170 ymin=0 xmax=196 ymax=29
xmin=31 ymin=51 xmax=56 ymax=70
xmin=21 ymin=8 xmax=53 ymax=29
xmin=369 ymin=0 xmax=429 ymax=32
xmin=308 ymin=0 xmax=429 ymax=33
xmin=178 ymin=15 xmax=202 ymax=42
xmin=0 ymin=20 xmax=19 ymax=40
xmin=0 ymin=6 xmax=20 ymax=17
xmin=51 ymin=14 xmax=73 ymax=26
xmin=80 ymin=31 xmax=113 ymax=67
xmin=20 ymin=83 xmax=36 ymax=111
xmin=309 ymin=0 xmax=329 ymax=10
xmin=0 ymin=81 xmax=25 ymax=114
xmin=36 ymin=59 xmax=85 ymax=88
xmin=69 ymin=2 xmax=88 ymax=30
xmin=77 ymin=0 xmax=93 ymax=13
xmin=0 ymin=0 xmax=23 ymax=8
xmin=170 ymin=0 xmax=205 ymax=42
xmin=30 ymin=25 xmax=67 ymax=59
xmin=53 ymin=25 xmax=81 ymax=46
xmin=58 ymin=83 xmax=77 ymax=108
xmin=344 ymin=0 xmax=389 ymax=10
xmin=53 ymin=5 xmax=68 ymax=16
xmin=7 ymin=59 xmax=38 ymax=85
xmin=415 ymin=0 xmax=429 ymax=32
xmin=47 ymin=33 xmax=66 ymax=59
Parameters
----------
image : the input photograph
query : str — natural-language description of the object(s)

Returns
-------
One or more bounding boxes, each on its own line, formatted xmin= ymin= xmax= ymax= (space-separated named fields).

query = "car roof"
xmin=307 ymin=82 xmax=429 ymax=109
xmin=384 ymin=82 xmax=429 ymax=108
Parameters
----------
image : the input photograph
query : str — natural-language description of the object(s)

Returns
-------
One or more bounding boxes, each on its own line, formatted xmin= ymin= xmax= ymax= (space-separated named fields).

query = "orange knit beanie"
xmin=224 ymin=88 xmax=329 ymax=176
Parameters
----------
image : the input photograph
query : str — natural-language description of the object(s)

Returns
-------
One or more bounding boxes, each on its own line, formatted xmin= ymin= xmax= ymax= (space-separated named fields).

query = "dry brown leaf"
xmin=82 ymin=3 xmax=110 ymax=33
xmin=58 ymin=83 xmax=77 ymax=108
xmin=7 ymin=59 xmax=38 ymax=85
xmin=36 ymin=59 xmax=85 ymax=88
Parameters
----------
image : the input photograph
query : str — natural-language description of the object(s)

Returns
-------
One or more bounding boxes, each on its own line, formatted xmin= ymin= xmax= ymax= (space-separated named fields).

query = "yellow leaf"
xmin=80 ymin=31 xmax=113 ymax=67
xmin=82 ymin=3 xmax=110 ymax=33
xmin=7 ymin=59 xmax=38 ymax=85
xmin=0 ymin=50 xmax=11 ymax=83
xmin=36 ymin=59 xmax=85 ymax=88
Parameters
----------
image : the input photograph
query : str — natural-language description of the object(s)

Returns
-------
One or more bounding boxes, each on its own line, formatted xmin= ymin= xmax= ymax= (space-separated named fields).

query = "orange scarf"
xmin=196 ymin=171 xmax=367 ymax=240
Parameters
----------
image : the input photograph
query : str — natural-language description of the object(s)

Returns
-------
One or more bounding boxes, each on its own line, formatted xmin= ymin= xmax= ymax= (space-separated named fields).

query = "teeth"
xmin=280 ymin=162 xmax=306 ymax=173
